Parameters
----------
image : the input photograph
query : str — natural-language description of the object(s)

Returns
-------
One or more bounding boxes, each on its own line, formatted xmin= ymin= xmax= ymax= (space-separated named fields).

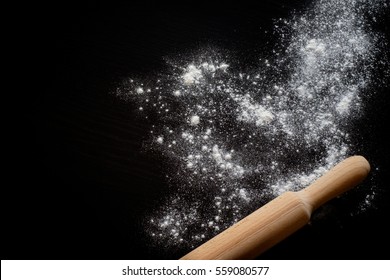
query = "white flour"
xmin=115 ymin=0 xmax=387 ymax=252
xmin=182 ymin=65 xmax=203 ymax=85
xmin=236 ymin=95 xmax=275 ymax=126
xmin=189 ymin=115 xmax=200 ymax=126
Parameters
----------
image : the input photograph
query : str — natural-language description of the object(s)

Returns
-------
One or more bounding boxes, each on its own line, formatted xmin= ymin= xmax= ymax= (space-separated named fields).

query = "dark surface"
xmin=5 ymin=1 xmax=390 ymax=259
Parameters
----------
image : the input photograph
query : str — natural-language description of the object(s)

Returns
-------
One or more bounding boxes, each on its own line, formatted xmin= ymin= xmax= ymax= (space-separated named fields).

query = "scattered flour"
xmin=236 ymin=94 xmax=274 ymax=126
xmin=114 ymin=0 xmax=386 ymax=253
xmin=182 ymin=65 xmax=203 ymax=85
xmin=336 ymin=90 xmax=356 ymax=115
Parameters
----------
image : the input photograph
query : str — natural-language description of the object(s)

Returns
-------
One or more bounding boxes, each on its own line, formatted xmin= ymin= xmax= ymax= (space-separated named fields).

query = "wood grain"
xmin=180 ymin=156 xmax=370 ymax=259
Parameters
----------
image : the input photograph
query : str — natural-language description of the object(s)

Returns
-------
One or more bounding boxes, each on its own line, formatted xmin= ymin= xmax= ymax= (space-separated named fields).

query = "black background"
xmin=6 ymin=0 xmax=390 ymax=259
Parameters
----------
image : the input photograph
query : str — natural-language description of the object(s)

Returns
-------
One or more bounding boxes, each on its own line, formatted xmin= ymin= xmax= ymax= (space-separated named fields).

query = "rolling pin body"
xmin=180 ymin=156 xmax=370 ymax=260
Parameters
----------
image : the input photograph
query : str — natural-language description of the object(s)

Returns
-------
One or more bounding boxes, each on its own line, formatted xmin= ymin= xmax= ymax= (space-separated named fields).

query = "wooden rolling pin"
xmin=180 ymin=155 xmax=370 ymax=260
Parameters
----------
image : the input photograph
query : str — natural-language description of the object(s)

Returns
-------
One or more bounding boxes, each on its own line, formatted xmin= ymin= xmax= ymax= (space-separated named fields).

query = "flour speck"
xmin=190 ymin=115 xmax=200 ymax=126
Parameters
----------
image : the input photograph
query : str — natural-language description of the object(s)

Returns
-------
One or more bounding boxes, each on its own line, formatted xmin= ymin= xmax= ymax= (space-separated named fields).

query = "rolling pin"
xmin=180 ymin=155 xmax=370 ymax=260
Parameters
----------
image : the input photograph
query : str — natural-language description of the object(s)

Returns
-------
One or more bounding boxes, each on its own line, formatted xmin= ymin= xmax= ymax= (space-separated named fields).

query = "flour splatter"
xmin=115 ymin=0 xmax=388 ymax=252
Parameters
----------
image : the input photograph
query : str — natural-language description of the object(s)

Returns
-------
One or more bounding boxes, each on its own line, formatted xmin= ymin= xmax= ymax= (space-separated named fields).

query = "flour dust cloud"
xmin=115 ymin=0 xmax=388 ymax=253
